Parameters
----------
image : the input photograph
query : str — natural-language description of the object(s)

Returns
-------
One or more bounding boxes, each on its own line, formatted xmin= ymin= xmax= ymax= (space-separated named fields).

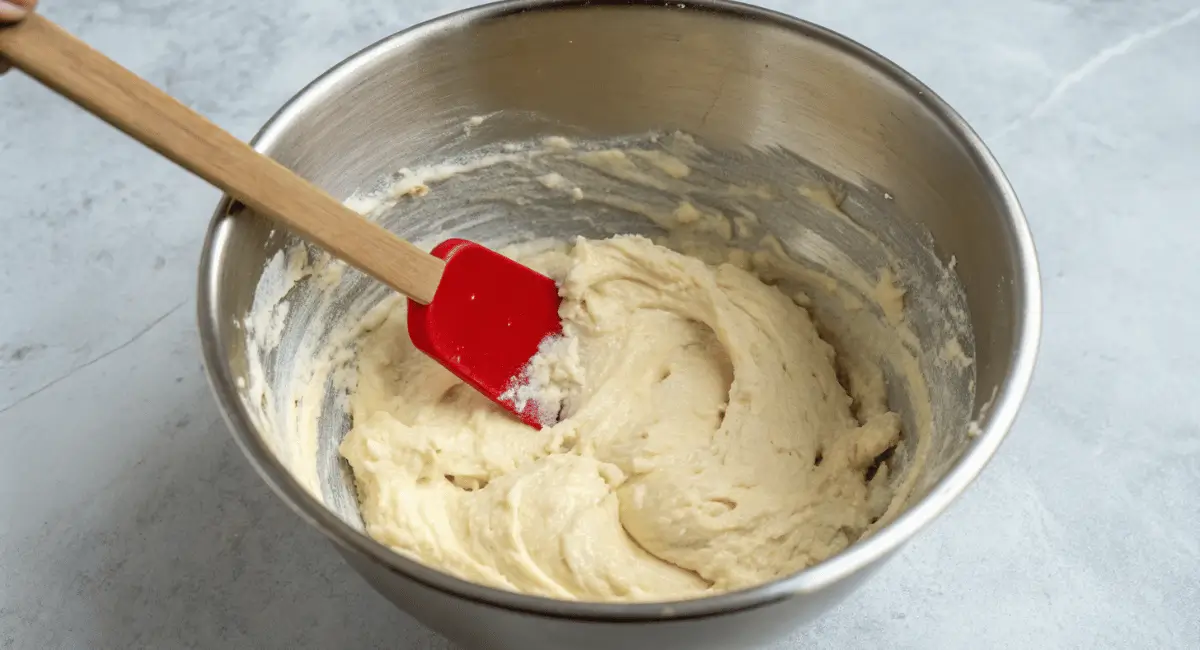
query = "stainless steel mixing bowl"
xmin=198 ymin=1 xmax=1041 ymax=648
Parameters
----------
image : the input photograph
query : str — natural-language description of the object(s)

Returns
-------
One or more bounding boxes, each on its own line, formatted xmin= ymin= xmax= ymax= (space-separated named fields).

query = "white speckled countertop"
xmin=3 ymin=1 xmax=1198 ymax=647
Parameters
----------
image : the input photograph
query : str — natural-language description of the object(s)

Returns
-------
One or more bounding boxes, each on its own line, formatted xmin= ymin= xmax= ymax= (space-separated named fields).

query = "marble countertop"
xmin=3 ymin=0 xmax=1197 ymax=647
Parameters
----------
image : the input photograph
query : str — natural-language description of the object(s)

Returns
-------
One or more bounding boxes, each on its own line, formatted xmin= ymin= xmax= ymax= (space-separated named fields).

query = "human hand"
xmin=0 ymin=0 xmax=39 ymax=74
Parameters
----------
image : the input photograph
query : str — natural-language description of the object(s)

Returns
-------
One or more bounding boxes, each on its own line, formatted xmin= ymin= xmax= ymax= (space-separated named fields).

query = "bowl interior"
xmin=201 ymin=0 xmax=1035 ymax=606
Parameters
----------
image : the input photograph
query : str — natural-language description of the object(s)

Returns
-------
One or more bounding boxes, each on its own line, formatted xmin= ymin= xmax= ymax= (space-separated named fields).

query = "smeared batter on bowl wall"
xmin=242 ymin=132 xmax=975 ymax=603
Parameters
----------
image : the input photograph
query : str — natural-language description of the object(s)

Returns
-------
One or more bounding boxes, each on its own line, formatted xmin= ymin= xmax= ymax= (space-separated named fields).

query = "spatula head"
xmin=407 ymin=239 xmax=562 ymax=428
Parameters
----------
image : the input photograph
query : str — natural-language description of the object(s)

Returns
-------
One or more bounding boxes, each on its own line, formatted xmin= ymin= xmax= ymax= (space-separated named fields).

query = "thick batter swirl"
xmin=340 ymin=235 xmax=901 ymax=601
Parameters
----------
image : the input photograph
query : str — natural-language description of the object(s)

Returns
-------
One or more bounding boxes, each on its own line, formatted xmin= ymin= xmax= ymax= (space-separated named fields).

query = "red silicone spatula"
xmin=0 ymin=15 xmax=562 ymax=428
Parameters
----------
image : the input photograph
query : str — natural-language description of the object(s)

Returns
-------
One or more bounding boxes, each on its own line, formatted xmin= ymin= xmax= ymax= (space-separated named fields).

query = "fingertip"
xmin=0 ymin=3 xmax=25 ymax=22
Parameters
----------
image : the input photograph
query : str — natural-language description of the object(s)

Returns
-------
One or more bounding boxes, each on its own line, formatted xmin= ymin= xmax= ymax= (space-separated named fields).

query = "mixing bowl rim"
xmin=198 ymin=0 xmax=1042 ymax=622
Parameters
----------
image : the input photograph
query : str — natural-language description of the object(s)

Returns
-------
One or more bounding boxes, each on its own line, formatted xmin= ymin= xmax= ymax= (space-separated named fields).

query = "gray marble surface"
xmin=2 ymin=0 xmax=1197 ymax=647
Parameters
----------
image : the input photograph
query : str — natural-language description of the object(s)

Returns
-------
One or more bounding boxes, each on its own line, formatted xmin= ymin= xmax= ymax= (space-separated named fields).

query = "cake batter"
xmin=339 ymin=235 xmax=902 ymax=602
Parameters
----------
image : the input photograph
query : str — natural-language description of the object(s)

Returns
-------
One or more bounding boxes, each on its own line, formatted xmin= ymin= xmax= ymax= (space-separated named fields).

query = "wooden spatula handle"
xmin=0 ymin=15 xmax=444 ymax=304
